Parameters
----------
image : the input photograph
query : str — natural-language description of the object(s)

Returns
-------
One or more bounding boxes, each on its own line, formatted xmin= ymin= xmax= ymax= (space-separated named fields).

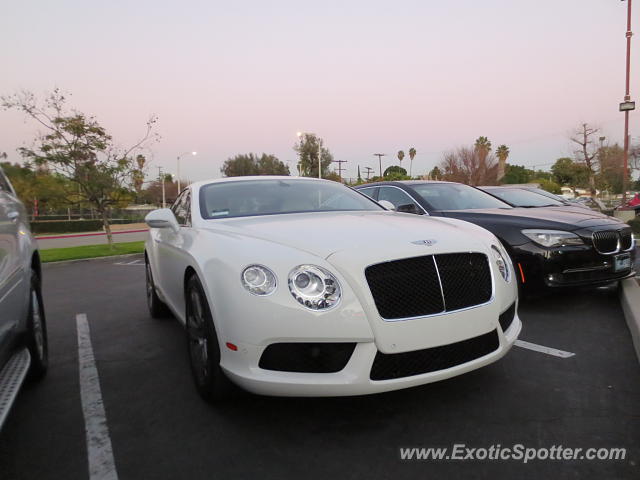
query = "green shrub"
xmin=30 ymin=220 xmax=104 ymax=234
xmin=30 ymin=218 xmax=141 ymax=235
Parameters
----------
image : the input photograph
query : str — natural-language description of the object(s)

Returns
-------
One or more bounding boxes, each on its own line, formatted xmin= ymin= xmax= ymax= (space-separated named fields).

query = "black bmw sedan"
xmin=355 ymin=180 xmax=635 ymax=292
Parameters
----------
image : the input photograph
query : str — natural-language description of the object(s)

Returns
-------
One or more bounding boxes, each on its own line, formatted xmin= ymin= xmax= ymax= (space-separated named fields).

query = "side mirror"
xmin=378 ymin=200 xmax=396 ymax=211
xmin=145 ymin=208 xmax=180 ymax=233
xmin=397 ymin=203 xmax=423 ymax=215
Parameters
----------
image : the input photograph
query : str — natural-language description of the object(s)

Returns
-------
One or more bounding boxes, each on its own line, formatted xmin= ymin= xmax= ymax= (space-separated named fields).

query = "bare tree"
xmin=440 ymin=142 xmax=498 ymax=186
xmin=570 ymin=123 xmax=599 ymax=196
xmin=2 ymin=89 xmax=158 ymax=246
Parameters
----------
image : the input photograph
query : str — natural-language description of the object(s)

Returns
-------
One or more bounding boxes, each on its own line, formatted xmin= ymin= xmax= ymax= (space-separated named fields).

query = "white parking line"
xmin=514 ymin=339 xmax=575 ymax=358
xmin=76 ymin=313 xmax=119 ymax=480
xmin=114 ymin=260 xmax=143 ymax=266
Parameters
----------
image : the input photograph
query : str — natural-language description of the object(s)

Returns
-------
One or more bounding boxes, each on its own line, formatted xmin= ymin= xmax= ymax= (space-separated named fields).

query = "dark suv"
xmin=355 ymin=180 xmax=635 ymax=292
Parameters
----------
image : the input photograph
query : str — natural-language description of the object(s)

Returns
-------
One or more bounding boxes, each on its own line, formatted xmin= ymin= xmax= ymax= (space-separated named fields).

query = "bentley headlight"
xmin=491 ymin=245 xmax=511 ymax=283
xmin=288 ymin=265 xmax=341 ymax=310
xmin=241 ymin=265 xmax=277 ymax=295
xmin=522 ymin=229 xmax=584 ymax=248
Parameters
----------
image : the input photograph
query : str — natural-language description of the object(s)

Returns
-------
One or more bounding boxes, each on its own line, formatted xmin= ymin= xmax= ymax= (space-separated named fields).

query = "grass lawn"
xmin=40 ymin=241 xmax=145 ymax=263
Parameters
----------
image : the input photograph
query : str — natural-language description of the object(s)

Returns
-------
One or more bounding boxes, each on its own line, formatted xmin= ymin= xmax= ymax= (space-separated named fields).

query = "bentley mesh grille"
xmin=365 ymin=253 xmax=492 ymax=320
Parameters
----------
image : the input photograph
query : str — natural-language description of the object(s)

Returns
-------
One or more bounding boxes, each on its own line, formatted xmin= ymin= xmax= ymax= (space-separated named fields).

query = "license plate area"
xmin=614 ymin=253 xmax=631 ymax=272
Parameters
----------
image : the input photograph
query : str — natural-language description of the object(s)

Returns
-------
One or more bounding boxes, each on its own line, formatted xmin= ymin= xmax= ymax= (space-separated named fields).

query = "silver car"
xmin=0 ymin=165 xmax=48 ymax=429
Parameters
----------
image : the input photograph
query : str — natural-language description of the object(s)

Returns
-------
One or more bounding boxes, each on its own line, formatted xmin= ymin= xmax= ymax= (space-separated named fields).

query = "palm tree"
xmin=474 ymin=136 xmax=492 ymax=154
xmin=397 ymin=150 xmax=405 ymax=168
xmin=408 ymin=147 xmax=416 ymax=177
xmin=495 ymin=145 xmax=509 ymax=183
xmin=473 ymin=137 xmax=492 ymax=184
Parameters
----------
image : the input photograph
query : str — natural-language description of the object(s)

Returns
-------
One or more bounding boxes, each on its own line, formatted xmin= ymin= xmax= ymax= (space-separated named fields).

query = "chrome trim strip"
xmin=431 ymin=255 xmax=447 ymax=312
xmin=562 ymin=265 xmax=611 ymax=274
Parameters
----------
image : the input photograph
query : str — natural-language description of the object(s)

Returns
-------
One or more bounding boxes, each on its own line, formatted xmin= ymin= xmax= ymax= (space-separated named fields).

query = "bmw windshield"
xmin=411 ymin=183 xmax=512 ymax=210
xmin=199 ymin=179 xmax=382 ymax=219
xmin=481 ymin=188 xmax=565 ymax=207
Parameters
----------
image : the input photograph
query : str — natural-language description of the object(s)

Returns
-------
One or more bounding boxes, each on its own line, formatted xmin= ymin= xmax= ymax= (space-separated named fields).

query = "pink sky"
xmin=1 ymin=0 xmax=638 ymax=182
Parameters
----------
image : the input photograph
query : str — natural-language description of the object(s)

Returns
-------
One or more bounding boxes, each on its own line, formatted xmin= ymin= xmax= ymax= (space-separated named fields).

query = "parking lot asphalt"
xmin=0 ymin=256 xmax=639 ymax=479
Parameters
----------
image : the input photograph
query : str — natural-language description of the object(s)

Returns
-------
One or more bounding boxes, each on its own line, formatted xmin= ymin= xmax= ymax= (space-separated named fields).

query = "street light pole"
xmin=318 ymin=138 xmax=322 ymax=179
xmin=177 ymin=151 xmax=197 ymax=192
xmin=157 ymin=166 xmax=166 ymax=208
xmin=622 ymin=0 xmax=634 ymax=203
xmin=374 ymin=153 xmax=386 ymax=177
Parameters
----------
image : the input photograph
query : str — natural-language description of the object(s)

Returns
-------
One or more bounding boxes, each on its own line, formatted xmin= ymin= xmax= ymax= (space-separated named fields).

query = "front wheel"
xmin=26 ymin=269 xmax=48 ymax=379
xmin=185 ymin=274 xmax=235 ymax=402
xmin=145 ymin=256 xmax=172 ymax=319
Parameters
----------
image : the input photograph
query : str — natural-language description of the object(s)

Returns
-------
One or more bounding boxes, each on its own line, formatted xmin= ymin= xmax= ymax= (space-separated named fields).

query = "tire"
xmin=145 ymin=256 xmax=172 ymax=319
xmin=185 ymin=274 xmax=235 ymax=402
xmin=26 ymin=269 xmax=48 ymax=380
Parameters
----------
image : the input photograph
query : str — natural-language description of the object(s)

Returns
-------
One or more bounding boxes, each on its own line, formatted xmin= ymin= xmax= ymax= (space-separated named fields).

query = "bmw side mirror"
xmin=397 ymin=203 xmax=422 ymax=215
xmin=378 ymin=200 xmax=396 ymax=211
xmin=145 ymin=208 xmax=180 ymax=233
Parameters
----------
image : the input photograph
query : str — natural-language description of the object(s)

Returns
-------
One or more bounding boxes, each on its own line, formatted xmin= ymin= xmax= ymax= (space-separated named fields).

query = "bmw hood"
xmin=204 ymin=211 xmax=497 ymax=260
xmin=440 ymin=207 xmax=625 ymax=231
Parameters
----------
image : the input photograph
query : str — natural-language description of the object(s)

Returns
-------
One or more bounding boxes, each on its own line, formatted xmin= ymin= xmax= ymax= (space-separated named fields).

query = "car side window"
xmin=378 ymin=187 xmax=422 ymax=213
xmin=358 ymin=187 xmax=378 ymax=200
xmin=172 ymin=190 xmax=191 ymax=226
xmin=0 ymin=170 xmax=13 ymax=194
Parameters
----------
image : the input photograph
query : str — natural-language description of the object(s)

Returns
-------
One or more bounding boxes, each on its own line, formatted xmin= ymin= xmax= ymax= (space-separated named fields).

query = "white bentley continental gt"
xmin=144 ymin=176 xmax=521 ymax=401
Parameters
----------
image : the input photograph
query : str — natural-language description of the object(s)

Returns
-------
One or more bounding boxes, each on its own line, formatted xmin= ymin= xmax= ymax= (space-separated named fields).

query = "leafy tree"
xmin=532 ymin=170 xmax=552 ymax=181
xmin=551 ymin=158 xmax=575 ymax=185
xmin=408 ymin=147 xmax=417 ymax=176
xmin=502 ymin=164 xmax=533 ymax=184
xmin=532 ymin=178 xmax=562 ymax=194
xmin=428 ymin=166 xmax=442 ymax=180
xmin=323 ymin=171 xmax=342 ymax=182
xmin=495 ymin=145 xmax=509 ymax=182
xmin=1 ymin=89 xmax=158 ymax=246
xmin=257 ymin=154 xmax=289 ymax=175
xmin=220 ymin=153 xmax=289 ymax=177
xmin=397 ymin=150 xmax=405 ymax=169
xmin=293 ymin=133 xmax=333 ymax=177
xmin=139 ymin=177 xmax=181 ymax=206
xmin=597 ymin=144 xmax=629 ymax=194
xmin=1 ymin=160 xmax=71 ymax=214
xmin=383 ymin=165 xmax=409 ymax=181
xmin=551 ymin=157 xmax=590 ymax=195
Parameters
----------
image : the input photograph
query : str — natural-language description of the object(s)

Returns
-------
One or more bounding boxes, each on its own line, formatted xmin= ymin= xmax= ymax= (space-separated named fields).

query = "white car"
xmin=144 ymin=176 xmax=521 ymax=401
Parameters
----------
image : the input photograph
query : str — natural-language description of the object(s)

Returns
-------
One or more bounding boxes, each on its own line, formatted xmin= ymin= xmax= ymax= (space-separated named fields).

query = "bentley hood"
xmin=203 ymin=211 xmax=497 ymax=260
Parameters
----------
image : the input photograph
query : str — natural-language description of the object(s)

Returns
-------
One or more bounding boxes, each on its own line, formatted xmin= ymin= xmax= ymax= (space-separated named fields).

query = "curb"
xmin=43 ymin=253 xmax=144 ymax=268
xmin=620 ymin=278 xmax=640 ymax=363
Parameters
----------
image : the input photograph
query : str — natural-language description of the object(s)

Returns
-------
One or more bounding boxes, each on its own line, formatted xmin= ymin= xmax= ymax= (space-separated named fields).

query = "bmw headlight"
xmin=491 ymin=245 xmax=511 ymax=283
xmin=241 ymin=265 xmax=277 ymax=295
xmin=522 ymin=229 xmax=584 ymax=248
xmin=288 ymin=265 xmax=341 ymax=310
